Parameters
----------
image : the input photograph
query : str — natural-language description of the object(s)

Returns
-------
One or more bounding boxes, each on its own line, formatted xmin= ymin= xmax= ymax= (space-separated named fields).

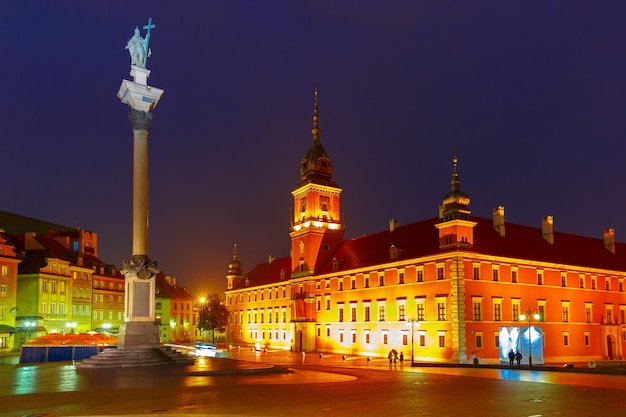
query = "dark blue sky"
xmin=2 ymin=2 xmax=626 ymax=295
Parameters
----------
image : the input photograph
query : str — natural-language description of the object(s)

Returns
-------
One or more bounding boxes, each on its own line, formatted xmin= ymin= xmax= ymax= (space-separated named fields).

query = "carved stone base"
xmin=118 ymin=321 xmax=160 ymax=349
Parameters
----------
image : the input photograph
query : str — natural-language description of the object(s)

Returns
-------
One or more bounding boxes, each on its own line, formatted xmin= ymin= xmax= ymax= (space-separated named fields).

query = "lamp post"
xmin=407 ymin=318 xmax=420 ymax=366
xmin=519 ymin=310 xmax=540 ymax=367
xmin=24 ymin=321 xmax=34 ymax=341
xmin=66 ymin=322 xmax=77 ymax=334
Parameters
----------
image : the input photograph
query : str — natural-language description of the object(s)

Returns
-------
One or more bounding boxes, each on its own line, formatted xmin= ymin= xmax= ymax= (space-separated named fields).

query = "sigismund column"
xmin=116 ymin=18 xmax=164 ymax=349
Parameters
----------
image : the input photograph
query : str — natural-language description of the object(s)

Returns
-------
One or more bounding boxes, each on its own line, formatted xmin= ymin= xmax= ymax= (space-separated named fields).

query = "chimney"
xmin=268 ymin=255 xmax=275 ymax=263
xmin=604 ymin=228 xmax=615 ymax=254
xmin=389 ymin=219 xmax=399 ymax=232
xmin=492 ymin=206 xmax=505 ymax=237
xmin=542 ymin=216 xmax=554 ymax=244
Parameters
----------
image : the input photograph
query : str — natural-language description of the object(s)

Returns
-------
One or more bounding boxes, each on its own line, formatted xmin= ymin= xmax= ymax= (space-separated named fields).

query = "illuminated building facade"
xmin=155 ymin=274 xmax=196 ymax=343
xmin=0 ymin=233 xmax=21 ymax=353
xmin=91 ymin=266 xmax=125 ymax=333
xmin=225 ymin=91 xmax=626 ymax=364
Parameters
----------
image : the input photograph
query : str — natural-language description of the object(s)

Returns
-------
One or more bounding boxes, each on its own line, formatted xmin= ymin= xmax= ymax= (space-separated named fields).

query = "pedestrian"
xmin=472 ymin=353 xmax=479 ymax=368
xmin=515 ymin=350 xmax=522 ymax=367
xmin=508 ymin=349 xmax=515 ymax=368
xmin=399 ymin=351 xmax=404 ymax=366
xmin=388 ymin=350 xmax=393 ymax=367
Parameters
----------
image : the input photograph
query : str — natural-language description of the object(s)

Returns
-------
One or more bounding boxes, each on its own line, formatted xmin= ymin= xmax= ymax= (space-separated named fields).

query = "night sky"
xmin=2 ymin=2 xmax=626 ymax=296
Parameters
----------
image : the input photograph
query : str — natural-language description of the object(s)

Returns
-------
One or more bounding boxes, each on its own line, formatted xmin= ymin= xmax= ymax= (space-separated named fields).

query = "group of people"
xmin=508 ymin=349 xmax=523 ymax=367
xmin=388 ymin=349 xmax=404 ymax=367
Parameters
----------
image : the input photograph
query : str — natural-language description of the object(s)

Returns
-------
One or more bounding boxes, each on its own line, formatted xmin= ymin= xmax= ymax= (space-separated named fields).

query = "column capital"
xmin=129 ymin=109 xmax=153 ymax=131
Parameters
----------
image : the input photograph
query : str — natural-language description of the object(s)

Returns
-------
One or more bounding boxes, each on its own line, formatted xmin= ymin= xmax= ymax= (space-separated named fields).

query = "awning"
xmin=0 ymin=325 xmax=17 ymax=333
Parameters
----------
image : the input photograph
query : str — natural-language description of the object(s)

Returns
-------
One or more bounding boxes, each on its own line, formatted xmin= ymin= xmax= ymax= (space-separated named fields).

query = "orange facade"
xmin=225 ymin=92 xmax=626 ymax=364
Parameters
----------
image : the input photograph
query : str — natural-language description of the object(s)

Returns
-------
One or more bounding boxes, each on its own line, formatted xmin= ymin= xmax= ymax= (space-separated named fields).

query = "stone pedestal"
xmin=118 ymin=321 xmax=160 ymax=349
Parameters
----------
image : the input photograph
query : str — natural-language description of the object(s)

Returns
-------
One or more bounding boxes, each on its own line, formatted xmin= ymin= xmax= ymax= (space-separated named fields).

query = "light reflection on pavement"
xmin=412 ymin=366 xmax=626 ymax=390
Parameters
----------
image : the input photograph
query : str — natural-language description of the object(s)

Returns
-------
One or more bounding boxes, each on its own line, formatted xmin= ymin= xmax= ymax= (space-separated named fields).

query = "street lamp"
xmin=519 ymin=310 xmax=540 ymax=367
xmin=24 ymin=321 xmax=35 ymax=341
xmin=66 ymin=322 xmax=77 ymax=334
xmin=407 ymin=318 xmax=420 ymax=366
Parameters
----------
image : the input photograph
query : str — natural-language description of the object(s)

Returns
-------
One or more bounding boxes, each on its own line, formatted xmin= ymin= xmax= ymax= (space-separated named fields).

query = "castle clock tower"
xmin=289 ymin=89 xmax=344 ymax=278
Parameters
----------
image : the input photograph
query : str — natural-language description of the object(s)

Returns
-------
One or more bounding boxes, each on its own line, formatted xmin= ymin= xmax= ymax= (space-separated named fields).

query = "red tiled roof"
xmin=237 ymin=216 xmax=626 ymax=290
xmin=232 ymin=257 xmax=292 ymax=290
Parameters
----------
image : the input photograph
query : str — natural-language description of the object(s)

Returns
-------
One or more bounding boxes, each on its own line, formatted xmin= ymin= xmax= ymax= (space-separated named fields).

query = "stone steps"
xmin=76 ymin=347 xmax=194 ymax=369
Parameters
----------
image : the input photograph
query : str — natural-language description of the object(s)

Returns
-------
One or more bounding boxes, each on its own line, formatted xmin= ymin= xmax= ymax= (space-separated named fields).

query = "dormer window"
xmin=332 ymin=258 xmax=339 ymax=270
xmin=280 ymin=269 xmax=285 ymax=280
xmin=389 ymin=245 xmax=398 ymax=260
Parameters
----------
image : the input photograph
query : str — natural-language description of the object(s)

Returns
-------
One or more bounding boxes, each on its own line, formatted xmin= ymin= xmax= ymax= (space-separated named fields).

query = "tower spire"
xmin=439 ymin=152 xmax=471 ymax=221
xmin=451 ymin=150 xmax=460 ymax=192
xmin=311 ymin=88 xmax=321 ymax=142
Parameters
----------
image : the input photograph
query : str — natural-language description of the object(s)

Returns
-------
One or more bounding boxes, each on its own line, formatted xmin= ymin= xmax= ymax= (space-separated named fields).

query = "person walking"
xmin=388 ymin=350 xmax=393 ymax=367
xmin=508 ymin=349 xmax=515 ymax=368
xmin=399 ymin=351 xmax=404 ymax=366
xmin=515 ymin=350 xmax=523 ymax=367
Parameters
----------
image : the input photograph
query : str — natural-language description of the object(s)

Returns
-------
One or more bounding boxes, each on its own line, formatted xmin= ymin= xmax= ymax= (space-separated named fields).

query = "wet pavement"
xmin=1 ymin=348 xmax=625 ymax=416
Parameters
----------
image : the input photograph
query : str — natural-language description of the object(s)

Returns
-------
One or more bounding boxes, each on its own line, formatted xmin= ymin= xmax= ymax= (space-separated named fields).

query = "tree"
xmin=197 ymin=296 xmax=229 ymax=343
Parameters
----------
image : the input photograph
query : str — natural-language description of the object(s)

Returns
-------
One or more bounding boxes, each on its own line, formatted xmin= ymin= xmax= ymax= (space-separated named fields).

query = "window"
xmin=580 ymin=274 xmax=585 ymax=289
xmin=326 ymin=324 xmax=330 ymax=337
xmin=50 ymin=303 xmax=56 ymax=314
xmin=606 ymin=305 xmax=614 ymax=324
xmin=584 ymin=332 xmax=591 ymax=346
xmin=511 ymin=269 xmax=518 ymax=283
xmin=538 ymin=301 xmax=546 ymax=322
xmin=417 ymin=269 xmax=424 ymax=282
xmin=339 ymin=281 xmax=343 ymax=291
xmin=338 ymin=304 xmax=344 ymax=322
xmin=402 ymin=331 xmax=408 ymax=346
xmin=382 ymin=330 xmax=389 ymax=345
xmin=364 ymin=305 xmax=371 ymax=322
xmin=1 ymin=266 xmax=7 ymax=277
xmin=42 ymin=280 xmax=48 ymax=292
xmin=494 ymin=331 xmax=500 ymax=348
xmin=493 ymin=299 xmax=502 ymax=322
xmin=592 ymin=276 xmax=597 ymax=290
xmin=364 ymin=276 xmax=370 ymax=288
xmin=585 ymin=304 xmax=592 ymax=323
xmin=0 ymin=285 xmax=6 ymax=298
xmin=351 ymin=330 xmax=357 ymax=343
xmin=339 ymin=330 xmax=344 ymax=343
xmin=416 ymin=299 xmax=425 ymax=321
xmin=437 ymin=266 xmax=444 ymax=280
xmin=316 ymin=300 xmax=321 ymax=311
xmin=351 ymin=305 xmax=357 ymax=322
xmin=378 ymin=304 xmax=386 ymax=321
xmin=438 ymin=332 xmax=446 ymax=348
xmin=364 ymin=330 xmax=371 ymax=344
xmin=561 ymin=303 xmax=569 ymax=322
xmin=398 ymin=301 xmax=406 ymax=321
xmin=563 ymin=332 xmax=570 ymax=347
xmin=606 ymin=278 xmax=611 ymax=291
xmin=418 ymin=330 xmax=426 ymax=347
xmin=475 ymin=332 xmax=483 ymax=349
xmin=398 ymin=271 xmax=405 ymax=284
xmin=473 ymin=266 xmax=480 ymax=280
xmin=326 ymin=299 xmax=330 ymax=310
xmin=537 ymin=272 xmax=543 ymax=285
xmin=473 ymin=298 xmax=482 ymax=321
xmin=351 ymin=278 xmax=356 ymax=289
xmin=492 ymin=267 xmax=499 ymax=281
xmin=436 ymin=298 xmax=446 ymax=321
xmin=512 ymin=300 xmax=520 ymax=322
xmin=561 ymin=273 xmax=567 ymax=287
xmin=379 ymin=274 xmax=384 ymax=287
